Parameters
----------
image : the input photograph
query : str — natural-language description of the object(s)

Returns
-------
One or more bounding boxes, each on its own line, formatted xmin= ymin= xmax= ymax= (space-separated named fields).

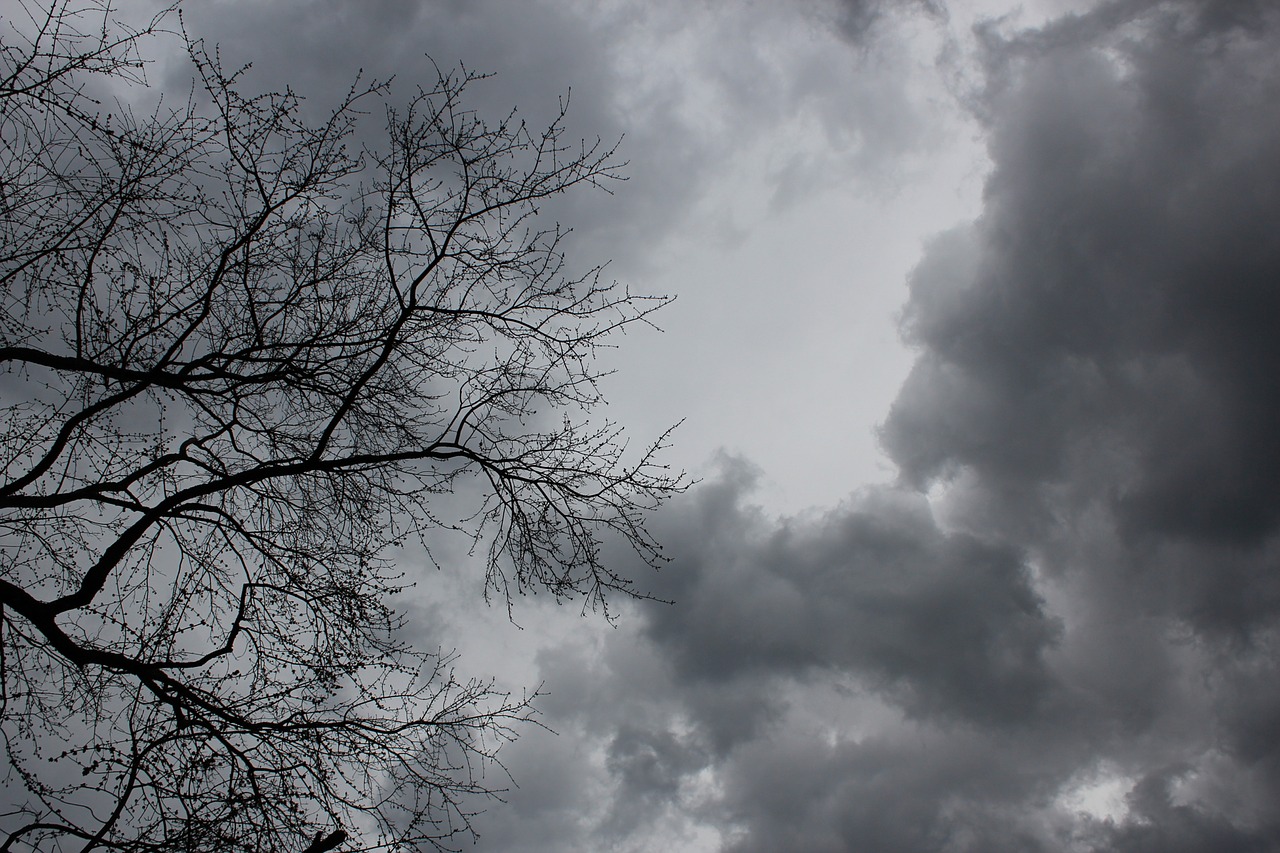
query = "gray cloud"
xmin=874 ymin=0 xmax=1280 ymax=848
xmin=717 ymin=727 xmax=1063 ymax=853
xmin=829 ymin=0 xmax=947 ymax=41
xmin=886 ymin=0 xmax=1280 ymax=606
xmin=176 ymin=0 xmax=940 ymax=277
xmin=638 ymin=458 xmax=1060 ymax=728
xmin=469 ymin=2 xmax=1280 ymax=850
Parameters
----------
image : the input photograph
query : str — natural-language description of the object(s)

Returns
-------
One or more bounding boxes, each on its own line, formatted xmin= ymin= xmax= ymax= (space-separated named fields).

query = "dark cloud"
xmin=888 ymin=0 xmax=1280 ymax=558
xmin=470 ymin=2 xmax=1280 ymax=850
xmin=1082 ymin=764 xmax=1279 ymax=853
xmin=873 ymin=0 xmax=1280 ymax=848
xmin=717 ymin=728 xmax=1063 ymax=853
xmin=459 ymin=465 xmax=1094 ymax=850
xmin=638 ymin=458 xmax=1059 ymax=728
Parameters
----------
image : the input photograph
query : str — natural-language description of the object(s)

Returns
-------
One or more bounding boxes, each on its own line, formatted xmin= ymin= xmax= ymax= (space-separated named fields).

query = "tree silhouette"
xmin=0 ymin=2 xmax=682 ymax=850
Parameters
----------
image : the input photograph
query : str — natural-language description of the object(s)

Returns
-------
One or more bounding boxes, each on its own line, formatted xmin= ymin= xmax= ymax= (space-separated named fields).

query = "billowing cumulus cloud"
xmin=852 ymin=0 xmax=1280 ymax=848
xmin=461 ymin=1 xmax=1280 ymax=850
xmin=640 ymin=461 xmax=1059 ymax=729
xmin=888 ymin=0 xmax=1280 ymax=637
xmin=460 ymin=463 xmax=1074 ymax=851
xmin=892 ymin=2 xmax=1280 ymax=556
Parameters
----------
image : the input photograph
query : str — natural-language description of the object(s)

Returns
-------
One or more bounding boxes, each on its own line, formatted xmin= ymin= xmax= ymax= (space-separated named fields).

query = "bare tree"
xmin=0 ymin=2 xmax=682 ymax=850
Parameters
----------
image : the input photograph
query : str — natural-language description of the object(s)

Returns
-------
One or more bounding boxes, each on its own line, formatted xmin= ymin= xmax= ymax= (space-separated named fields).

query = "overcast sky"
xmin=163 ymin=0 xmax=1280 ymax=850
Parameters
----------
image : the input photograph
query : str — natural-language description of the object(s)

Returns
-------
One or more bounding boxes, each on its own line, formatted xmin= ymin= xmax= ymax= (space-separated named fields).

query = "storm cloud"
xmin=459 ymin=1 xmax=1280 ymax=850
